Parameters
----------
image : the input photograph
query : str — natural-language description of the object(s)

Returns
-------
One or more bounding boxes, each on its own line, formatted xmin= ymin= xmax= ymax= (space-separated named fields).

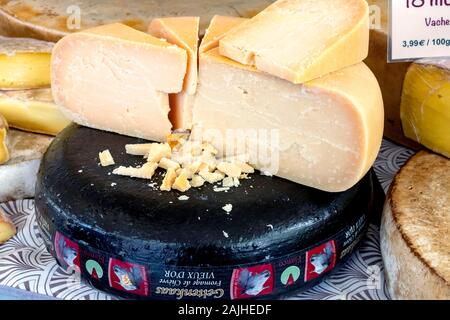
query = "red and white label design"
xmin=108 ymin=258 xmax=149 ymax=296
xmin=305 ymin=240 xmax=336 ymax=282
xmin=230 ymin=264 xmax=274 ymax=300
xmin=54 ymin=232 xmax=80 ymax=272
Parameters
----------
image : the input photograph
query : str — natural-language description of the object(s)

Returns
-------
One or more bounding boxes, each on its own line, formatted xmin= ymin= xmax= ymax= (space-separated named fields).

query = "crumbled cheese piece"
xmin=111 ymin=182 xmax=117 ymax=187
xmin=217 ymin=162 xmax=242 ymax=178
xmin=113 ymin=162 xmax=158 ymax=179
xmin=167 ymin=132 xmax=190 ymax=149
xmin=222 ymin=177 xmax=235 ymax=188
xmin=200 ymin=151 xmax=217 ymax=171
xmin=172 ymin=170 xmax=191 ymax=192
xmin=78 ymin=170 xmax=83 ymax=173
xmin=191 ymin=175 xmax=205 ymax=188
xmin=178 ymin=168 xmax=194 ymax=179
xmin=160 ymin=168 xmax=177 ymax=191
xmin=222 ymin=204 xmax=233 ymax=214
xmin=223 ymin=231 xmax=229 ymax=238
xmin=159 ymin=157 xmax=180 ymax=170
xmin=146 ymin=143 xmax=171 ymax=162
xmin=200 ymin=170 xmax=225 ymax=184
xmin=202 ymin=142 xmax=218 ymax=155
xmin=99 ymin=149 xmax=115 ymax=167
xmin=236 ymin=162 xmax=254 ymax=174
xmin=125 ymin=143 xmax=153 ymax=156
xmin=214 ymin=186 xmax=230 ymax=192
xmin=178 ymin=195 xmax=189 ymax=201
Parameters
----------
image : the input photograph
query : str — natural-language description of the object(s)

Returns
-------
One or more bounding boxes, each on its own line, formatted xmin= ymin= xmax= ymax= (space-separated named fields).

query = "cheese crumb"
xmin=222 ymin=204 xmax=233 ymax=214
xmin=99 ymin=149 xmax=115 ymax=167
xmin=113 ymin=162 xmax=158 ymax=180
xmin=223 ymin=231 xmax=229 ymax=238
xmin=178 ymin=195 xmax=189 ymax=201
xmin=160 ymin=168 xmax=177 ymax=191
xmin=200 ymin=170 xmax=225 ymax=184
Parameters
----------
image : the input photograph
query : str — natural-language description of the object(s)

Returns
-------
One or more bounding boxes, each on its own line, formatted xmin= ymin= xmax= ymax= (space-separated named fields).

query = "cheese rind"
xmin=0 ymin=88 xmax=70 ymax=135
xmin=0 ymin=36 xmax=53 ymax=89
xmin=51 ymin=23 xmax=188 ymax=141
xmin=193 ymin=49 xmax=384 ymax=192
xmin=400 ymin=60 xmax=450 ymax=158
xmin=220 ymin=0 xmax=370 ymax=84
xmin=199 ymin=15 xmax=247 ymax=54
xmin=149 ymin=17 xmax=200 ymax=130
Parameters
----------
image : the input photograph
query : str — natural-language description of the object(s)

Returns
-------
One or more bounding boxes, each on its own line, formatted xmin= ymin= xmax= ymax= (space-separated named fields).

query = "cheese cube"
xmin=160 ymin=168 xmax=177 ymax=191
xmin=99 ymin=150 xmax=115 ymax=167
xmin=193 ymin=49 xmax=384 ymax=192
xmin=400 ymin=60 xmax=450 ymax=158
xmin=149 ymin=17 xmax=199 ymax=130
xmin=51 ymin=23 xmax=188 ymax=142
xmin=219 ymin=0 xmax=369 ymax=84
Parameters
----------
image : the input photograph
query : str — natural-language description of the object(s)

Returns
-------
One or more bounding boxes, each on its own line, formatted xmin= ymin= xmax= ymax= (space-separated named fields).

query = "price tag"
xmin=389 ymin=0 xmax=450 ymax=62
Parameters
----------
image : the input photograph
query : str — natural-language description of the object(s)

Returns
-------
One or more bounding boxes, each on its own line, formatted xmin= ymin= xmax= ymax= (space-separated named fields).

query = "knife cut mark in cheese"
xmin=219 ymin=0 xmax=370 ymax=84
xmin=0 ymin=88 xmax=71 ymax=136
xmin=193 ymin=48 xmax=384 ymax=192
xmin=51 ymin=23 xmax=188 ymax=142
xmin=0 ymin=36 xmax=53 ymax=89
xmin=149 ymin=17 xmax=200 ymax=130
xmin=199 ymin=15 xmax=247 ymax=54
xmin=400 ymin=60 xmax=450 ymax=158
xmin=0 ymin=114 xmax=9 ymax=165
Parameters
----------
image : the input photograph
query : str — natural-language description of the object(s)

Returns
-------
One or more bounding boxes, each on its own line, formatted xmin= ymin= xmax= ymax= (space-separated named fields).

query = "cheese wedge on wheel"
xmin=51 ymin=23 xmax=188 ymax=142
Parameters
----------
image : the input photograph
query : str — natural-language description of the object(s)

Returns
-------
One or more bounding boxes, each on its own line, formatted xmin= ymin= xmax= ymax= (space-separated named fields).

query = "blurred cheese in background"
xmin=0 ymin=0 xmax=272 ymax=41
xmin=0 ymin=114 xmax=9 ymax=165
xmin=219 ymin=0 xmax=370 ymax=84
xmin=0 ymin=35 xmax=52 ymax=90
xmin=199 ymin=15 xmax=247 ymax=54
xmin=401 ymin=60 xmax=450 ymax=158
xmin=0 ymin=88 xmax=70 ymax=136
xmin=149 ymin=17 xmax=200 ymax=130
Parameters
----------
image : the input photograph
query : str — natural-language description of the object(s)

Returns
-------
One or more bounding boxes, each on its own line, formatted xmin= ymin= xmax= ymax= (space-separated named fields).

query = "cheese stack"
xmin=400 ymin=59 xmax=450 ymax=158
xmin=51 ymin=0 xmax=384 ymax=193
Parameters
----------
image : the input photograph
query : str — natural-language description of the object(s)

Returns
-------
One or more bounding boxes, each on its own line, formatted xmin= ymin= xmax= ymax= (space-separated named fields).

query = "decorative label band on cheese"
xmin=51 ymin=23 xmax=188 ymax=142
xmin=192 ymin=49 xmax=384 ymax=192
xmin=219 ymin=0 xmax=370 ymax=84
xmin=0 ymin=88 xmax=70 ymax=136
xmin=199 ymin=15 xmax=248 ymax=54
xmin=149 ymin=17 xmax=200 ymax=130
xmin=0 ymin=36 xmax=53 ymax=90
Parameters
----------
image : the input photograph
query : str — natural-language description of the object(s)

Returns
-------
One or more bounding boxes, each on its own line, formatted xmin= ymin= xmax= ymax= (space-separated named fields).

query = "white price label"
xmin=390 ymin=0 xmax=450 ymax=61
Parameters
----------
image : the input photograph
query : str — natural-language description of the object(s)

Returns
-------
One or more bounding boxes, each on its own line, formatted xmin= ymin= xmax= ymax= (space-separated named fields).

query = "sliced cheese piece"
xmin=219 ymin=0 xmax=370 ymax=84
xmin=99 ymin=150 xmax=115 ymax=167
xmin=193 ymin=49 xmax=384 ymax=192
xmin=400 ymin=60 xmax=450 ymax=158
xmin=0 ymin=88 xmax=70 ymax=135
xmin=0 ymin=129 xmax=52 ymax=202
xmin=149 ymin=17 xmax=200 ymax=130
xmin=0 ymin=114 xmax=9 ymax=165
xmin=0 ymin=36 xmax=53 ymax=89
xmin=113 ymin=162 xmax=158 ymax=180
xmin=160 ymin=168 xmax=177 ymax=191
xmin=0 ymin=208 xmax=16 ymax=244
xmin=51 ymin=23 xmax=188 ymax=141
xmin=199 ymin=15 xmax=247 ymax=54
xmin=381 ymin=151 xmax=450 ymax=300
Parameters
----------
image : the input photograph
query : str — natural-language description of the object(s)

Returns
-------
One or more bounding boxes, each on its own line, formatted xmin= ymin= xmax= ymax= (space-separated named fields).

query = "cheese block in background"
xmin=219 ymin=0 xmax=369 ymax=84
xmin=0 ymin=114 xmax=9 ymax=164
xmin=400 ymin=60 xmax=450 ymax=158
xmin=51 ymin=23 xmax=188 ymax=142
xmin=0 ymin=36 xmax=52 ymax=90
xmin=0 ymin=129 xmax=52 ymax=202
xmin=364 ymin=0 xmax=420 ymax=149
xmin=148 ymin=17 xmax=200 ymax=130
xmin=0 ymin=0 xmax=272 ymax=41
xmin=381 ymin=151 xmax=450 ymax=300
xmin=0 ymin=88 xmax=70 ymax=135
xmin=193 ymin=48 xmax=384 ymax=192
xmin=199 ymin=15 xmax=247 ymax=54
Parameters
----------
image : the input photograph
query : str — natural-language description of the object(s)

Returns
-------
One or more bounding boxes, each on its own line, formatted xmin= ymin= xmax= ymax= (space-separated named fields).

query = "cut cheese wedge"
xmin=51 ymin=23 xmax=188 ymax=142
xmin=220 ymin=0 xmax=370 ymax=84
xmin=193 ymin=48 xmax=384 ymax=192
xmin=199 ymin=15 xmax=247 ymax=54
xmin=148 ymin=17 xmax=200 ymax=130
xmin=400 ymin=59 xmax=450 ymax=158
xmin=0 ymin=88 xmax=70 ymax=136
xmin=0 ymin=36 xmax=53 ymax=89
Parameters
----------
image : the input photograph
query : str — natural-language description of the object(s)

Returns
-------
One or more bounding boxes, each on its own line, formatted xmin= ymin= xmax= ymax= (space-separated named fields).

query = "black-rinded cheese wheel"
xmin=35 ymin=125 xmax=383 ymax=300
